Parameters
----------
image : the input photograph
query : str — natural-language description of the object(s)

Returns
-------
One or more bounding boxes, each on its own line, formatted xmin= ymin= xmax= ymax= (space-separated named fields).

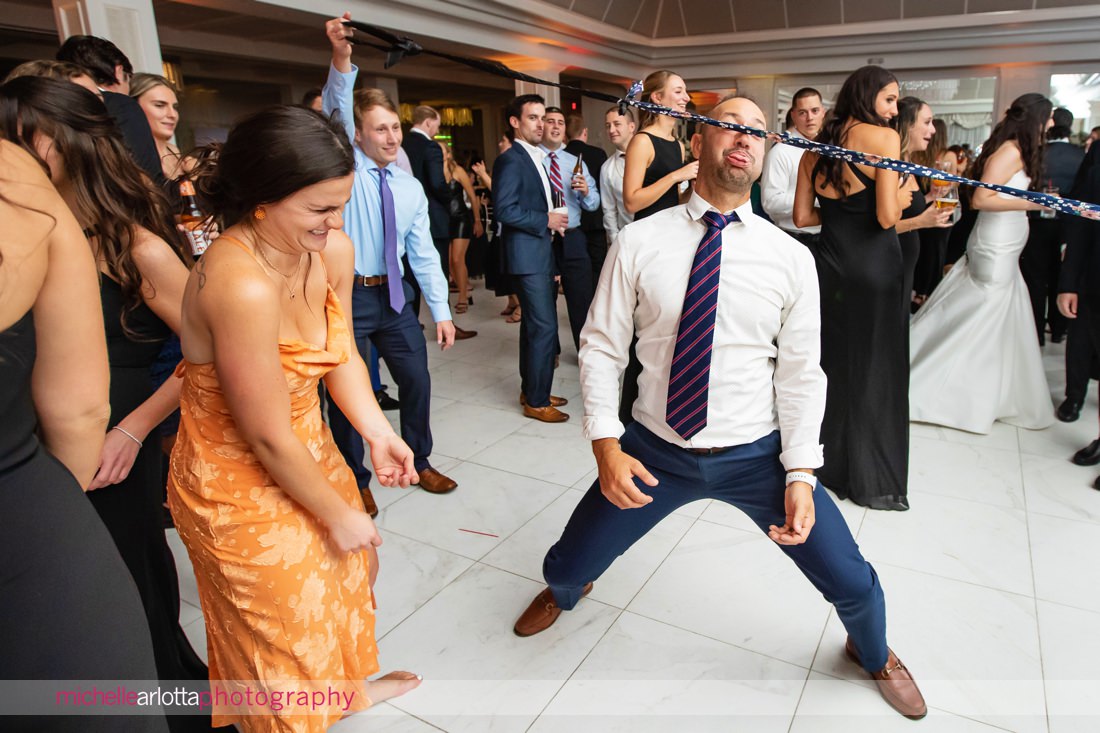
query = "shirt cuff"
xmin=428 ymin=301 xmax=452 ymax=323
xmin=779 ymin=442 xmax=824 ymax=472
xmin=582 ymin=415 xmax=626 ymax=442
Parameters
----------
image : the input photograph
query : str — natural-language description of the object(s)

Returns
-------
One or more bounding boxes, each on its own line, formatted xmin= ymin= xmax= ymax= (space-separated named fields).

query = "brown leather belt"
xmin=355 ymin=274 xmax=388 ymax=287
xmin=685 ymin=446 xmax=735 ymax=455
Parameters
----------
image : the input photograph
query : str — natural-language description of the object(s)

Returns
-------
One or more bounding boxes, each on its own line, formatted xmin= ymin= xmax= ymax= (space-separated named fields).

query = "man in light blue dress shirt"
xmin=541 ymin=106 xmax=600 ymax=351
xmin=321 ymin=17 xmax=459 ymax=502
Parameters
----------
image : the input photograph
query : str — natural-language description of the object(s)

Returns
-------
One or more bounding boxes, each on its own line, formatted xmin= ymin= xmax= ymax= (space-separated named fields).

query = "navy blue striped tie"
xmin=666 ymin=210 xmax=739 ymax=440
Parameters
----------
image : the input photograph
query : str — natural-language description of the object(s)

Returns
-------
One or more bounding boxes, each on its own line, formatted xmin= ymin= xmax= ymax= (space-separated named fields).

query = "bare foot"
xmin=364 ymin=671 xmax=421 ymax=705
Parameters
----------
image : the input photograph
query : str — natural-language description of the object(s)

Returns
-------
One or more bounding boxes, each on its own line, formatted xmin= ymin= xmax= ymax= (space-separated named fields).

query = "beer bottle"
xmin=571 ymin=152 xmax=584 ymax=189
xmin=178 ymin=179 xmax=212 ymax=258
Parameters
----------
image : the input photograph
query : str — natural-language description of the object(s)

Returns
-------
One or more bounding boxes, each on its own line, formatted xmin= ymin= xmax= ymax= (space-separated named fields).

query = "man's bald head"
xmin=692 ymin=96 xmax=767 ymax=196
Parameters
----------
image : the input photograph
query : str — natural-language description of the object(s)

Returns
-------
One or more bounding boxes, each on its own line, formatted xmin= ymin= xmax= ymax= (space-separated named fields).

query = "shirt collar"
xmin=411 ymin=127 xmax=432 ymax=139
xmin=1050 ymin=137 xmax=1071 ymax=144
xmin=686 ymin=191 xmax=754 ymax=226
xmin=515 ymin=138 xmax=544 ymax=160
xmin=357 ymin=150 xmax=396 ymax=175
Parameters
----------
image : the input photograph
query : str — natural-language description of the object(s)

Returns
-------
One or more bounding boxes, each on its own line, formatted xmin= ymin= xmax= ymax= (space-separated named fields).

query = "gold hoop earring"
xmin=253 ymin=207 xmax=266 ymax=221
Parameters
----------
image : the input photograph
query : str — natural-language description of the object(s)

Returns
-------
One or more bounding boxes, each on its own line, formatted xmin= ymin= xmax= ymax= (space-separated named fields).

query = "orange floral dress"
xmin=167 ymin=278 xmax=378 ymax=733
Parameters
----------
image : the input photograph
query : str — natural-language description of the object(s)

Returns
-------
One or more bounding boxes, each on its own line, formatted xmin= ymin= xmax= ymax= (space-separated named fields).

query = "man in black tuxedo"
xmin=564 ymin=112 xmax=609 ymax=281
xmin=57 ymin=35 xmax=165 ymax=187
xmin=1057 ymin=143 xmax=1100 ymax=480
xmin=1022 ymin=108 xmax=1085 ymax=347
xmin=494 ymin=94 xmax=571 ymax=423
xmin=402 ymin=104 xmax=476 ymax=338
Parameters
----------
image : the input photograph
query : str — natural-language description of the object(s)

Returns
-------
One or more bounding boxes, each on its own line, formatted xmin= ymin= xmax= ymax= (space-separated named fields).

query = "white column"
xmin=52 ymin=0 xmax=163 ymax=75
xmin=994 ymin=65 xmax=1052 ymax=123
xmin=735 ymin=78 xmax=777 ymax=130
xmin=357 ymin=74 xmax=401 ymax=109
xmin=512 ymin=63 xmax=565 ymax=109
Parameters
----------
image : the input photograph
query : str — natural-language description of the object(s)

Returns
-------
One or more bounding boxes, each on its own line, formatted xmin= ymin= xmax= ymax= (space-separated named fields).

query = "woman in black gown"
xmin=1 ymin=77 xmax=211 ymax=732
xmin=0 ymin=140 xmax=166 ymax=732
xmin=793 ymin=65 xmax=911 ymax=511
xmin=892 ymin=97 xmax=953 ymax=309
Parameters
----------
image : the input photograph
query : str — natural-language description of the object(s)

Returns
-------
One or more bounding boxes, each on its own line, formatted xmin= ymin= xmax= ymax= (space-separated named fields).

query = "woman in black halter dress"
xmin=1 ymin=77 xmax=212 ymax=732
xmin=0 ymin=140 xmax=167 ymax=732
xmin=794 ymin=66 xmax=911 ymax=511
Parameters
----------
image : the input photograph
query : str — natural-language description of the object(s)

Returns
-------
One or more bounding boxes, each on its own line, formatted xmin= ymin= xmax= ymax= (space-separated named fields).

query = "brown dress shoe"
xmin=360 ymin=487 xmax=379 ymax=518
xmin=453 ymin=326 xmax=478 ymax=340
xmin=519 ymin=393 xmax=568 ymax=408
xmin=513 ymin=583 xmax=592 ymax=637
xmin=845 ymin=636 xmax=927 ymax=720
xmin=522 ymin=404 xmax=569 ymax=423
xmin=416 ymin=467 xmax=457 ymax=494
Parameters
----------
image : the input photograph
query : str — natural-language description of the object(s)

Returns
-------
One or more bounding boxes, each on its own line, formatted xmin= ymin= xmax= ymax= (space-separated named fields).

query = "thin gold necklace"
xmin=255 ymin=244 xmax=305 ymax=299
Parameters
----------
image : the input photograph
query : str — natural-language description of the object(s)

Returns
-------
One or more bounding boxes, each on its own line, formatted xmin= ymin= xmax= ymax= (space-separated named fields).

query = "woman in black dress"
xmin=0 ymin=139 xmax=167 ymax=733
xmin=793 ymin=65 xmax=911 ymax=511
xmin=912 ymin=119 xmax=957 ymax=304
xmin=439 ymin=141 xmax=483 ymax=314
xmin=892 ymin=97 xmax=953 ymax=309
xmin=622 ymin=69 xmax=698 ymax=220
xmin=1 ymin=77 xmax=211 ymax=732
xmin=618 ymin=70 xmax=700 ymax=424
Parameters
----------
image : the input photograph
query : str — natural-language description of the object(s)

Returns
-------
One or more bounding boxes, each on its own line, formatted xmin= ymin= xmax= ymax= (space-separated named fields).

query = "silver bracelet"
xmin=785 ymin=470 xmax=816 ymax=487
xmin=111 ymin=426 xmax=143 ymax=448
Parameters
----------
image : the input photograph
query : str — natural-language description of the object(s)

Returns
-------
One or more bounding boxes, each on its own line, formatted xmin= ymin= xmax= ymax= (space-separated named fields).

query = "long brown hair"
xmin=971 ymin=93 xmax=1052 ymax=187
xmin=0 ymin=76 xmax=188 ymax=337
xmin=813 ymin=65 xmax=898 ymax=197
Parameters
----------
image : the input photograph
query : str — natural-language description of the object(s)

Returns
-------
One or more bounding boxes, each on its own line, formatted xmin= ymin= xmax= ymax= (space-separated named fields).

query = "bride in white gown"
xmin=910 ymin=93 xmax=1055 ymax=434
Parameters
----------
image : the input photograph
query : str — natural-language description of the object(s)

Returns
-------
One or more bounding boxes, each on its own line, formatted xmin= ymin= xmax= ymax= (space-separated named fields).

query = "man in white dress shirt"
xmin=513 ymin=96 xmax=926 ymax=720
xmin=761 ymin=87 xmax=825 ymax=244
xmin=600 ymin=106 xmax=636 ymax=241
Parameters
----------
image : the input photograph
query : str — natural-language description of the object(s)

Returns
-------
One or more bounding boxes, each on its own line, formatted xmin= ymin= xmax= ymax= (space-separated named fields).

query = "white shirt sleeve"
xmin=579 ymin=230 xmax=638 ymax=442
xmin=761 ymin=145 xmax=795 ymax=226
xmin=600 ymin=163 xmax=619 ymax=239
xmin=772 ymin=248 xmax=827 ymax=470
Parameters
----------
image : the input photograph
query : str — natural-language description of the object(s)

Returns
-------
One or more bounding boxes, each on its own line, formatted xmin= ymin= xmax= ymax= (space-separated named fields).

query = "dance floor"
xmin=168 ymin=286 xmax=1100 ymax=732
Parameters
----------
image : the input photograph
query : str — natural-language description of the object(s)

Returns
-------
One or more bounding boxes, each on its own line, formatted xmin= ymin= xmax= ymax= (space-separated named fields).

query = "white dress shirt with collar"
xmin=579 ymin=192 xmax=826 ymax=470
xmin=600 ymin=149 xmax=632 ymax=239
xmin=761 ymin=130 xmax=821 ymax=235
xmin=513 ymin=138 xmax=554 ymax=210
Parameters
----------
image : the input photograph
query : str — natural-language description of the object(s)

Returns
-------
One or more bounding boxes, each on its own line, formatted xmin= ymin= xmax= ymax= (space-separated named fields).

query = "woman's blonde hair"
xmin=129 ymin=72 xmax=178 ymax=101
xmin=639 ymin=69 xmax=680 ymax=128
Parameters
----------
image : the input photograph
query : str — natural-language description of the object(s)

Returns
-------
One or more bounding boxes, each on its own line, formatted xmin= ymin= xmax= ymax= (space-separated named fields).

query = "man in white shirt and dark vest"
xmin=512 ymin=96 xmax=927 ymax=720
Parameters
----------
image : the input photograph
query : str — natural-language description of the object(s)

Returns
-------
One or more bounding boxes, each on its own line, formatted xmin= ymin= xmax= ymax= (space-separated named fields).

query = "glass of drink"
xmin=1041 ymin=182 xmax=1059 ymax=219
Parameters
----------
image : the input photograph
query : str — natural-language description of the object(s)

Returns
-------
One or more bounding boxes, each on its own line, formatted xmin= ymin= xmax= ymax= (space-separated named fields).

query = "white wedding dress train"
xmin=909 ymin=170 xmax=1053 ymax=434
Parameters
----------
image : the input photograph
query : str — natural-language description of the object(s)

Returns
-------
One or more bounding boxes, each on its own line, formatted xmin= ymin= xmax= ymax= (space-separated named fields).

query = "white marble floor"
xmin=168 ymin=285 xmax=1100 ymax=732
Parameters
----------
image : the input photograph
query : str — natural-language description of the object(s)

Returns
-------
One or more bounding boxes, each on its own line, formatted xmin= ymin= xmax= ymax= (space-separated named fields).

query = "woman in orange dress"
xmin=168 ymin=106 xmax=421 ymax=733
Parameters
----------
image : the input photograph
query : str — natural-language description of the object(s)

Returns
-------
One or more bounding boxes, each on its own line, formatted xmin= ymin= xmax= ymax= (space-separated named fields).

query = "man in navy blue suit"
xmin=493 ymin=94 xmax=571 ymax=423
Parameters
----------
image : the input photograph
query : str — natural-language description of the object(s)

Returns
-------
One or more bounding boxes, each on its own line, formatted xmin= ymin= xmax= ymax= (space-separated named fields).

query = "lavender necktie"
xmin=376 ymin=167 xmax=405 ymax=313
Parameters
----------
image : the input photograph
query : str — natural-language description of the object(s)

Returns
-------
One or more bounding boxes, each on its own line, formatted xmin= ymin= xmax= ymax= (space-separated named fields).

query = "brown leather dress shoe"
xmin=360 ymin=487 xmax=379 ymax=518
xmin=522 ymin=404 xmax=569 ymax=423
xmin=416 ymin=467 xmax=457 ymax=494
xmin=513 ymin=583 xmax=592 ymax=637
xmin=519 ymin=393 xmax=568 ymax=408
xmin=453 ymin=326 xmax=478 ymax=340
xmin=845 ymin=636 xmax=927 ymax=720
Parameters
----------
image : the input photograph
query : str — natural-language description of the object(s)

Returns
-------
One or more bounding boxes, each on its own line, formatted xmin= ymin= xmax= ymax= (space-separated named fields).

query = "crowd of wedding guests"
xmin=5 ymin=11 xmax=1100 ymax=732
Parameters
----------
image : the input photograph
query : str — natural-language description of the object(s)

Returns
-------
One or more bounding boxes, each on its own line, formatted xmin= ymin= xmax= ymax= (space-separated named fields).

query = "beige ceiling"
xmin=540 ymin=0 xmax=1100 ymax=37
